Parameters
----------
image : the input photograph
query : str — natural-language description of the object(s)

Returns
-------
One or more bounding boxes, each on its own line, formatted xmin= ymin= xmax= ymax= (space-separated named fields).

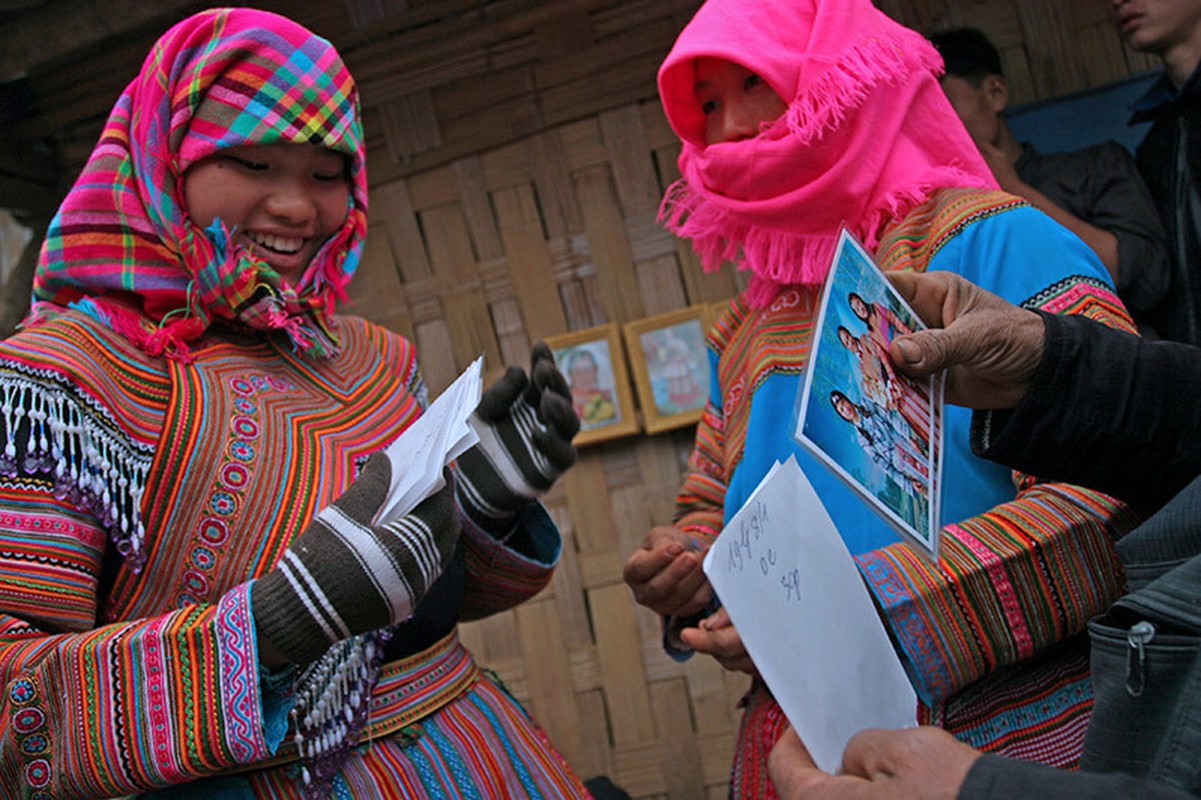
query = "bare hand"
xmin=768 ymin=725 xmax=980 ymax=799
xmin=886 ymin=271 xmax=1045 ymax=409
xmin=623 ymin=526 xmax=713 ymax=617
xmin=679 ymin=606 xmax=757 ymax=674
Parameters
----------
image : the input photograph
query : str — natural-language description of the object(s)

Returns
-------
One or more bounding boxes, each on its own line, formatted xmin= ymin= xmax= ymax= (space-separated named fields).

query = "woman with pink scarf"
xmin=623 ymin=0 xmax=1140 ymax=796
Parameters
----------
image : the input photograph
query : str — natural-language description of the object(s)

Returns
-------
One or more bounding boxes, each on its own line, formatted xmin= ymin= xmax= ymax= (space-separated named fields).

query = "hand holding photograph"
xmin=794 ymin=230 xmax=943 ymax=560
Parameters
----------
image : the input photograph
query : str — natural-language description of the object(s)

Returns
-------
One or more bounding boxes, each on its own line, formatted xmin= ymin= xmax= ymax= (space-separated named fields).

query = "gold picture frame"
xmin=546 ymin=323 xmax=640 ymax=447
xmin=623 ymin=305 xmax=713 ymax=435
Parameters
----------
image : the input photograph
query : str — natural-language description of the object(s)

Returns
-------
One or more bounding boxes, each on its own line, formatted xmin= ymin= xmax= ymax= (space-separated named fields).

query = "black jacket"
xmin=1130 ymin=65 xmax=1201 ymax=346
xmin=1015 ymin=141 xmax=1169 ymax=322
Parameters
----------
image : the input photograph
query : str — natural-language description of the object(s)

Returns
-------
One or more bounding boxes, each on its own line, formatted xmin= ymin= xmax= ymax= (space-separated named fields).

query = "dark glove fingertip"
xmin=533 ymin=359 xmax=572 ymax=402
xmin=478 ymin=366 xmax=527 ymax=420
xmin=542 ymin=391 xmax=581 ymax=438
xmin=530 ymin=341 xmax=554 ymax=367
xmin=364 ymin=450 xmax=392 ymax=475
xmin=338 ymin=451 xmax=392 ymax=510
xmin=534 ymin=428 xmax=577 ymax=471
xmin=528 ymin=343 xmax=567 ymax=401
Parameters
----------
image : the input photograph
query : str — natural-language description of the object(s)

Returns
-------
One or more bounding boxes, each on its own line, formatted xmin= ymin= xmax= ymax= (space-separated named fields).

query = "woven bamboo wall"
xmin=0 ymin=0 xmax=1162 ymax=796
xmin=335 ymin=2 xmax=1157 ymax=796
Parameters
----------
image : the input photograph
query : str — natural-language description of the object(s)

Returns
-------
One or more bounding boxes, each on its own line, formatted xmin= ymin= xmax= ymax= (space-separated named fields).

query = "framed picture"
xmin=546 ymin=323 xmax=640 ymax=447
xmin=624 ymin=306 xmax=713 ymax=435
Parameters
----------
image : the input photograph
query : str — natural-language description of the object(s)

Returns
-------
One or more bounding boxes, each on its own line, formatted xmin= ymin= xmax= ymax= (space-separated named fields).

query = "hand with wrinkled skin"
xmin=768 ymin=725 xmax=979 ymax=800
xmin=886 ymin=271 xmax=1045 ymax=410
xmin=680 ymin=605 xmax=756 ymax=674
xmin=623 ymin=526 xmax=713 ymax=618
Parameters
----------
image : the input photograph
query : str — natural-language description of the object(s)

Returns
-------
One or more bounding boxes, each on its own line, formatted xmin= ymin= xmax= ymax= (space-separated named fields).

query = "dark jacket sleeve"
xmin=971 ymin=312 xmax=1201 ymax=513
xmin=1086 ymin=142 xmax=1171 ymax=315
xmin=960 ymin=754 xmax=1196 ymax=800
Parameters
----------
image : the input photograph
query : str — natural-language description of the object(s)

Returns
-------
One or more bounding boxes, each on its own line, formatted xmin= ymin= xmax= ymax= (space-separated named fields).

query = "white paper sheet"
xmin=374 ymin=356 xmax=483 ymax=526
xmin=702 ymin=456 xmax=917 ymax=773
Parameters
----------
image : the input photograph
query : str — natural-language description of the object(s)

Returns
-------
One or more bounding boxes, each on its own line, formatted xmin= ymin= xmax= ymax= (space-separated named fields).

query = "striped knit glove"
xmin=455 ymin=342 xmax=580 ymax=536
xmin=252 ymin=454 xmax=460 ymax=666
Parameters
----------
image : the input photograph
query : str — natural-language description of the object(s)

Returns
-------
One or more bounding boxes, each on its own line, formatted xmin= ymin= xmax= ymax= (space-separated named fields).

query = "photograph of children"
xmin=639 ymin=317 xmax=708 ymax=417
xmin=794 ymin=231 xmax=943 ymax=557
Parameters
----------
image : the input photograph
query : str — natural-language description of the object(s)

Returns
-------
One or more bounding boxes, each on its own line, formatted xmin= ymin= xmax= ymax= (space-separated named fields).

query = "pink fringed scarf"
xmin=657 ymin=0 xmax=998 ymax=306
xmin=30 ymin=8 xmax=369 ymax=360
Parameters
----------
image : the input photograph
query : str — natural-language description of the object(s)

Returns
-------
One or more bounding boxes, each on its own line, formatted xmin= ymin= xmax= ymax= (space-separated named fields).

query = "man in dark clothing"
xmin=931 ymin=27 xmax=1170 ymax=335
xmin=766 ymin=270 xmax=1201 ymax=799
xmin=1114 ymin=0 xmax=1201 ymax=345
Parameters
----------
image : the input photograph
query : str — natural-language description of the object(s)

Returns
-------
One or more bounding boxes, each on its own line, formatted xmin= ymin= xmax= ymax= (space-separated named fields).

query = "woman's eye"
xmin=744 ymin=73 xmax=765 ymax=91
xmin=314 ymin=154 xmax=350 ymax=182
xmin=700 ymin=99 xmax=719 ymax=115
xmin=228 ymin=155 xmax=268 ymax=171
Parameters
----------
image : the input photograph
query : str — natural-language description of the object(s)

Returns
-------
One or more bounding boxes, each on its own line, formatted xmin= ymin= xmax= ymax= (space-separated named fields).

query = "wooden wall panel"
xmin=494 ymin=184 xmax=570 ymax=339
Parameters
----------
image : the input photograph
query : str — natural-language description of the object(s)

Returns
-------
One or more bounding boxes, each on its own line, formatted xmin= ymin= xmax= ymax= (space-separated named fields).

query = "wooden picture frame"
xmin=547 ymin=323 xmax=640 ymax=447
xmin=623 ymin=305 xmax=713 ymax=435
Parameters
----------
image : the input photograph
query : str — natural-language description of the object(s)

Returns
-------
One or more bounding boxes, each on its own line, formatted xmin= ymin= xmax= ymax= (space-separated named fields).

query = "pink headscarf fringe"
xmin=660 ymin=162 xmax=990 ymax=308
xmin=784 ymin=34 xmax=945 ymax=147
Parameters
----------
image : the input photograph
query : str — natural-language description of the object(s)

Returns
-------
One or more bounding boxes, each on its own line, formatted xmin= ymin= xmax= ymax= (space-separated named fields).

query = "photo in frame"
xmin=546 ymin=323 xmax=640 ymax=446
xmin=793 ymin=230 xmax=944 ymax=560
xmin=623 ymin=306 xmax=713 ymax=434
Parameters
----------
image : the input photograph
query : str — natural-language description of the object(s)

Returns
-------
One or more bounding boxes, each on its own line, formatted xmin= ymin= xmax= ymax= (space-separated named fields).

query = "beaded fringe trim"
xmin=0 ymin=372 xmax=151 ymax=569
xmin=292 ymin=629 xmax=390 ymax=796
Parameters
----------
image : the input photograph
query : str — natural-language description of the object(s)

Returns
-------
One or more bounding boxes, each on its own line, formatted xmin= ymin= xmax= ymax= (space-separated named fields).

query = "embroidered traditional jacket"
xmin=0 ymin=309 xmax=557 ymax=796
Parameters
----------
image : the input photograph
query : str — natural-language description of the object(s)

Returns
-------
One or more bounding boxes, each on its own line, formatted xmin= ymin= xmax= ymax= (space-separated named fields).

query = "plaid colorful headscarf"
xmin=657 ymin=0 xmax=998 ymax=307
xmin=31 ymin=7 xmax=368 ymax=360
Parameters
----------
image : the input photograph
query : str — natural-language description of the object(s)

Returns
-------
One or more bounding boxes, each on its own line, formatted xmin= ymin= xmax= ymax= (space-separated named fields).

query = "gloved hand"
xmin=252 ymin=454 xmax=460 ymax=666
xmin=454 ymin=342 xmax=580 ymax=536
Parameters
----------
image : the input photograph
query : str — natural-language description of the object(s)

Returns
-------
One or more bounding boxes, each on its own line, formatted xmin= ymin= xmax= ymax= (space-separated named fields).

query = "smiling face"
xmin=831 ymin=391 xmax=859 ymax=423
xmin=694 ymin=56 xmax=788 ymax=146
xmin=848 ymin=293 xmax=870 ymax=322
xmin=568 ymin=351 xmax=600 ymax=392
xmin=183 ymin=143 xmax=351 ymax=285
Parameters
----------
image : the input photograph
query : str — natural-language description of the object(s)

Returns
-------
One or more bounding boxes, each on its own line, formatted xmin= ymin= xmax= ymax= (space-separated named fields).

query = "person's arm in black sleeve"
xmin=973 ymin=311 xmax=1201 ymax=512
xmin=961 ymin=754 xmax=1196 ymax=800
xmin=766 ymin=723 xmax=1198 ymax=800
xmin=1086 ymin=141 xmax=1171 ymax=316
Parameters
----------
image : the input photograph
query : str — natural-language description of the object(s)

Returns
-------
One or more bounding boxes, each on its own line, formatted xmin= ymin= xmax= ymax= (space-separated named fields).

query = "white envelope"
xmin=703 ymin=456 xmax=917 ymax=773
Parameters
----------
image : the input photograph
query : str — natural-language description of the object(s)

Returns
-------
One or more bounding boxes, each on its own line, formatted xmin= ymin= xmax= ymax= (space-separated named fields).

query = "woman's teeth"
xmin=248 ymin=231 xmax=303 ymax=254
